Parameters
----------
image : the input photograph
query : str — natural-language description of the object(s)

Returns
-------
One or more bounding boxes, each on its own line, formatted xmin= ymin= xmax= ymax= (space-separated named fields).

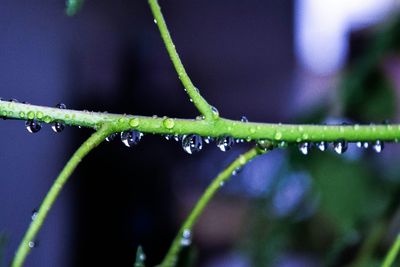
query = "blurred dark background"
xmin=1 ymin=1 xmax=400 ymax=266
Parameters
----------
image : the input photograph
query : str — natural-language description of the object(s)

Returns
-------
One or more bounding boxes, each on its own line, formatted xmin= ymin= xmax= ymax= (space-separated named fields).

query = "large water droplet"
xmin=182 ymin=134 xmax=203 ymax=154
xmin=315 ymin=141 xmax=328 ymax=151
xmin=298 ymin=142 xmax=311 ymax=155
xmin=211 ymin=106 xmax=219 ymax=119
xmin=216 ymin=136 xmax=234 ymax=152
xmin=333 ymin=140 xmax=347 ymax=154
xmin=256 ymin=140 xmax=274 ymax=152
xmin=120 ymin=130 xmax=142 ymax=147
xmin=28 ymin=241 xmax=37 ymax=248
xmin=105 ymin=133 xmax=118 ymax=142
xmin=240 ymin=116 xmax=248 ymax=123
xmin=372 ymin=140 xmax=384 ymax=153
xmin=52 ymin=122 xmax=65 ymax=133
xmin=25 ymin=120 xmax=41 ymax=133
xmin=180 ymin=229 xmax=192 ymax=247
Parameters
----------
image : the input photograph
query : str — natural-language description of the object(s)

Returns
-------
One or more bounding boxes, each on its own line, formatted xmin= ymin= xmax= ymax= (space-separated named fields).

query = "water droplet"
xmin=315 ymin=141 xmax=328 ymax=151
xmin=56 ymin=102 xmax=66 ymax=109
xmin=189 ymin=98 xmax=193 ymax=102
xmin=36 ymin=111 xmax=43 ymax=119
xmin=181 ymin=229 xmax=192 ymax=247
xmin=27 ymin=111 xmax=35 ymax=120
xmin=163 ymin=118 xmax=175 ymax=129
xmin=232 ymin=166 xmax=243 ymax=176
xmin=240 ymin=116 xmax=248 ymax=123
xmin=9 ymin=98 xmax=18 ymax=103
xmin=120 ymin=130 xmax=142 ymax=147
xmin=363 ymin=142 xmax=370 ymax=149
xmin=249 ymin=127 xmax=256 ymax=134
xmin=257 ymin=140 xmax=274 ymax=152
xmin=43 ymin=116 xmax=52 ymax=124
xmin=372 ymin=140 xmax=384 ymax=153
xmin=28 ymin=241 xmax=37 ymax=248
xmin=333 ymin=140 xmax=347 ymax=154
xmin=204 ymin=136 xmax=213 ymax=144
xmin=274 ymin=131 xmax=283 ymax=140
xmin=356 ymin=142 xmax=362 ymax=148
xmin=25 ymin=120 xmax=41 ymax=133
xmin=211 ymin=106 xmax=219 ymax=119
xmin=31 ymin=209 xmax=38 ymax=221
xmin=164 ymin=134 xmax=173 ymax=141
xmin=298 ymin=142 xmax=311 ymax=155
xmin=19 ymin=111 xmax=25 ymax=118
xmin=105 ymin=133 xmax=118 ymax=142
xmin=216 ymin=136 xmax=234 ymax=152
xmin=129 ymin=118 xmax=140 ymax=128
xmin=278 ymin=141 xmax=288 ymax=148
xmin=182 ymin=134 xmax=203 ymax=154
xmin=153 ymin=18 xmax=157 ymax=24
xmin=173 ymin=135 xmax=181 ymax=142
xmin=52 ymin=122 xmax=65 ymax=133
xmin=219 ymin=181 xmax=225 ymax=187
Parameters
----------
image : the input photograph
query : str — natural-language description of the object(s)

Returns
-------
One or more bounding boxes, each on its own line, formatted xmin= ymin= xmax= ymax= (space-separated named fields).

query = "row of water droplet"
xmin=298 ymin=140 xmax=384 ymax=155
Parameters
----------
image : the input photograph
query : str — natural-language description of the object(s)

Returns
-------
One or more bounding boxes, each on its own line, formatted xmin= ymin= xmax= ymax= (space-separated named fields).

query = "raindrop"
xmin=56 ymin=102 xmax=66 ymax=109
xmin=240 ymin=116 xmax=248 ymax=123
xmin=182 ymin=134 xmax=203 ymax=154
xmin=333 ymin=140 xmax=348 ymax=154
xmin=211 ymin=106 xmax=219 ymax=119
xmin=120 ymin=130 xmax=142 ymax=147
xmin=180 ymin=229 xmax=192 ymax=247
xmin=298 ymin=142 xmax=311 ymax=155
xmin=372 ymin=140 xmax=384 ymax=153
xmin=204 ymin=136 xmax=213 ymax=144
xmin=105 ymin=133 xmax=118 ymax=142
xmin=31 ymin=209 xmax=38 ymax=221
xmin=216 ymin=136 xmax=234 ymax=152
xmin=315 ymin=141 xmax=328 ymax=151
xmin=52 ymin=122 xmax=65 ymax=133
xmin=163 ymin=118 xmax=175 ymax=129
xmin=25 ymin=120 xmax=41 ymax=133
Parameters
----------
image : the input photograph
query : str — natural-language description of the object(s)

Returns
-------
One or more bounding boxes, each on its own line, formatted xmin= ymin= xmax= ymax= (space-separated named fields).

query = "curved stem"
xmin=11 ymin=124 xmax=112 ymax=267
xmin=159 ymin=147 xmax=266 ymax=267
xmin=1 ymin=101 xmax=400 ymax=143
xmin=148 ymin=0 xmax=214 ymax=120
xmin=381 ymin=233 xmax=400 ymax=267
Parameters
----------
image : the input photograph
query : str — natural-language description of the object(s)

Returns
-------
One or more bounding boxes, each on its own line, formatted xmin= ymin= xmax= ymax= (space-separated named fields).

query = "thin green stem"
xmin=148 ymin=0 xmax=214 ymax=120
xmin=1 ymin=101 xmax=400 ymax=143
xmin=11 ymin=124 xmax=112 ymax=267
xmin=381 ymin=234 xmax=400 ymax=267
xmin=159 ymin=147 xmax=266 ymax=267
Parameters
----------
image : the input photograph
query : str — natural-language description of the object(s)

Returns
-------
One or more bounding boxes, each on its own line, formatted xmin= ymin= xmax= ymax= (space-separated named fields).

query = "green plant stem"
xmin=11 ymin=124 xmax=112 ymax=267
xmin=159 ymin=147 xmax=265 ymax=267
xmin=148 ymin=0 xmax=214 ymax=120
xmin=2 ymin=101 xmax=400 ymax=143
xmin=381 ymin=234 xmax=400 ymax=267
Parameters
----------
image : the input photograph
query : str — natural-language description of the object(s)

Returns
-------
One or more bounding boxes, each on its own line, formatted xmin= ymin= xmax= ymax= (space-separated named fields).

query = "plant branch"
xmin=158 ymin=147 xmax=266 ymax=267
xmin=11 ymin=124 xmax=112 ymax=267
xmin=2 ymin=101 xmax=400 ymax=143
xmin=148 ymin=0 xmax=215 ymax=120
xmin=381 ymin=233 xmax=400 ymax=267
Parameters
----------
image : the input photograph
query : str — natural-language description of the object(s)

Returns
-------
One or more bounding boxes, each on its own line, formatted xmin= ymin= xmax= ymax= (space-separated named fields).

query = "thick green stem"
xmin=148 ymin=0 xmax=214 ymax=120
xmin=159 ymin=147 xmax=265 ymax=267
xmin=1 ymin=101 xmax=400 ymax=143
xmin=381 ymin=234 xmax=400 ymax=267
xmin=11 ymin=124 xmax=112 ymax=267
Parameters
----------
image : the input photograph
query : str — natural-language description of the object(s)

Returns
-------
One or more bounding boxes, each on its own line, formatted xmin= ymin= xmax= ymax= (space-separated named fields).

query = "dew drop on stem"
xmin=52 ymin=122 xmax=65 ymax=133
xmin=315 ymin=141 xmax=328 ymax=152
xmin=299 ymin=142 xmax=311 ymax=155
xmin=31 ymin=209 xmax=38 ymax=221
xmin=216 ymin=136 xmax=234 ymax=152
xmin=333 ymin=140 xmax=347 ymax=154
xmin=204 ymin=136 xmax=213 ymax=144
xmin=240 ymin=116 xmax=248 ymax=123
xmin=120 ymin=130 xmax=142 ymax=147
xmin=180 ymin=229 xmax=192 ymax=247
xmin=182 ymin=134 xmax=203 ymax=154
xmin=211 ymin=106 xmax=219 ymax=119
xmin=105 ymin=133 xmax=118 ymax=142
xmin=25 ymin=120 xmax=41 ymax=133
xmin=56 ymin=102 xmax=66 ymax=109
xmin=372 ymin=140 xmax=384 ymax=153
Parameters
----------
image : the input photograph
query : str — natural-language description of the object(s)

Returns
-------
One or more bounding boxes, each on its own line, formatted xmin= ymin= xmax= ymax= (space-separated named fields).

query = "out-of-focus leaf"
xmin=65 ymin=0 xmax=84 ymax=16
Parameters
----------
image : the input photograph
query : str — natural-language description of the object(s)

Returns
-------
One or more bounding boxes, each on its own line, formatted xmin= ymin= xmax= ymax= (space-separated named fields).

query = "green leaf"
xmin=65 ymin=0 xmax=84 ymax=16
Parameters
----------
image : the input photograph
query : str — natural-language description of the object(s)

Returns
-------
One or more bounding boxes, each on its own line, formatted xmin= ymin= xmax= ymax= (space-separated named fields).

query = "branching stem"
xmin=148 ymin=0 xmax=214 ymax=120
xmin=159 ymin=147 xmax=266 ymax=267
xmin=11 ymin=124 xmax=112 ymax=267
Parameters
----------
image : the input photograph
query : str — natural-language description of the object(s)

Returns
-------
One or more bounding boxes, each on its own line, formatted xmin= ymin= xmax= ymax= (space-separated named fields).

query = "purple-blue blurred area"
xmin=1 ymin=1 xmax=400 ymax=267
